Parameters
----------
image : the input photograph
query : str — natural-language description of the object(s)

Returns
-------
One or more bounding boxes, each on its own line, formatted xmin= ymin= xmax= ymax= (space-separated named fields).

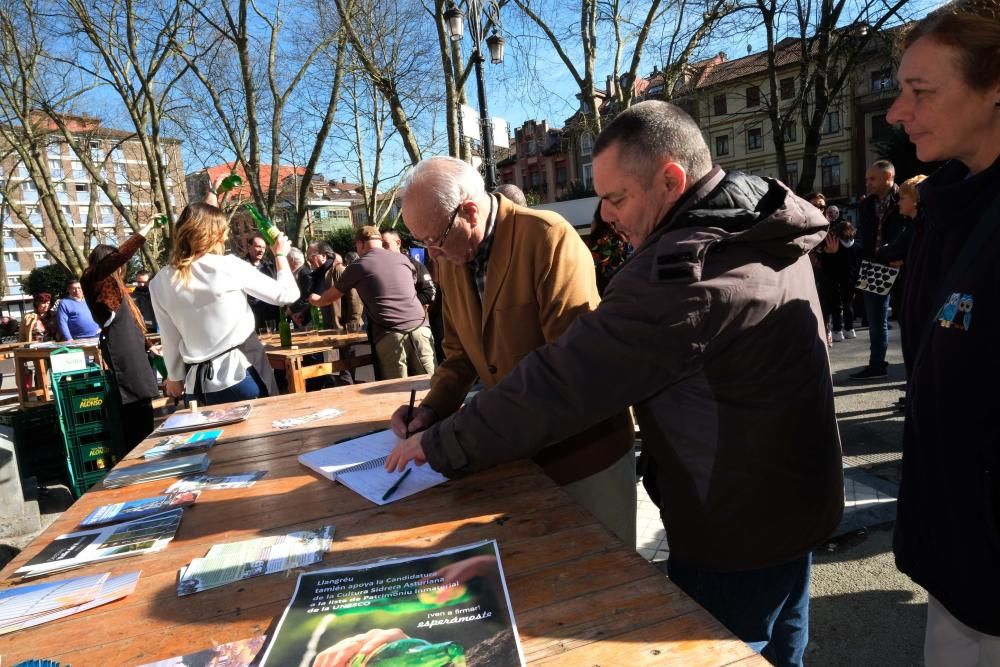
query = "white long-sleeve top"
xmin=149 ymin=253 xmax=299 ymax=393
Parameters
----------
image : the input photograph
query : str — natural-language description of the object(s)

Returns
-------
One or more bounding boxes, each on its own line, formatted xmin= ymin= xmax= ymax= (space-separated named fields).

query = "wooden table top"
xmin=0 ymin=377 xmax=764 ymax=666
xmin=262 ymin=332 xmax=368 ymax=358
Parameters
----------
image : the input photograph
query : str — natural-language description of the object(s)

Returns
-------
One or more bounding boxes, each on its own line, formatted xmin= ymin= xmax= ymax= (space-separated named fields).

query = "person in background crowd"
xmin=55 ymin=279 xmax=101 ymax=341
xmin=151 ymin=195 xmax=299 ymax=406
xmin=20 ymin=292 xmax=55 ymax=342
xmin=494 ymin=183 xmax=528 ymax=206
xmin=818 ymin=213 xmax=860 ymax=342
xmin=311 ymin=226 xmax=434 ymax=379
xmin=131 ymin=270 xmax=157 ymax=333
xmin=391 ymin=156 xmax=637 ymax=548
xmin=850 ymin=160 xmax=910 ymax=380
xmin=381 ymin=230 xmax=436 ymax=308
xmin=388 ymin=102 xmax=844 ymax=665
xmin=887 ymin=2 xmax=1000 ymax=660
xmin=81 ymin=222 xmax=160 ymax=457
xmin=805 ymin=192 xmax=833 ymax=345
xmin=306 ymin=241 xmax=337 ymax=329
xmin=287 ymin=247 xmax=313 ymax=328
xmin=244 ymin=234 xmax=280 ymax=331
xmin=588 ymin=203 xmax=632 ymax=296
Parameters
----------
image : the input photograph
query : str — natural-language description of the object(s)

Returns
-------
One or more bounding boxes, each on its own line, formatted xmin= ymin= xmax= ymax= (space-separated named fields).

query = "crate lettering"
xmin=77 ymin=396 xmax=103 ymax=409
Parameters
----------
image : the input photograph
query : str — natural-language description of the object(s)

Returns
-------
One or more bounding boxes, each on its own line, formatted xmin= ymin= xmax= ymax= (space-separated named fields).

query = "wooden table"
xmin=264 ymin=331 xmax=371 ymax=393
xmin=12 ymin=342 xmax=104 ymax=407
xmin=0 ymin=378 xmax=766 ymax=666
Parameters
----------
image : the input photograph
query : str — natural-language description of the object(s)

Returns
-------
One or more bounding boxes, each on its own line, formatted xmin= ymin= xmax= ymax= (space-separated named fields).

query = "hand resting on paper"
xmin=385 ymin=431 xmax=428 ymax=472
xmin=389 ymin=404 xmax=436 ymax=438
xmin=312 ymin=627 xmax=408 ymax=667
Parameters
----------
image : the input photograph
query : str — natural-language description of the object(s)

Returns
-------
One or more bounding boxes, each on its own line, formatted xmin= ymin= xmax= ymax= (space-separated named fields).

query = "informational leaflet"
xmin=156 ymin=405 xmax=253 ymax=434
xmin=259 ymin=540 xmax=525 ymax=667
xmin=0 ymin=571 xmax=139 ymax=635
xmin=14 ymin=509 xmax=184 ymax=578
xmin=177 ymin=526 xmax=335 ymax=596
xmin=143 ymin=430 xmax=223 ymax=459
xmin=80 ymin=492 xmax=200 ymax=527
xmin=298 ymin=429 xmax=448 ymax=505
xmin=272 ymin=408 xmax=344 ymax=430
xmin=135 ymin=636 xmax=267 ymax=667
xmin=165 ymin=471 xmax=266 ymax=493
xmin=102 ymin=453 xmax=211 ymax=489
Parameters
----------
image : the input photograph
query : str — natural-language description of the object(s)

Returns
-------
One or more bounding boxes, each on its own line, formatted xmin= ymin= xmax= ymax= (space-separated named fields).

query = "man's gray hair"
xmin=593 ymin=100 xmax=712 ymax=186
xmin=871 ymin=159 xmax=895 ymax=176
xmin=287 ymin=247 xmax=304 ymax=265
xmin=308 ymin=240 xmax=333 ymax=257
xmin=400 ymin=156 xmax=487 ymax=216
xmin=494 ymin=183 xmax=527 ymax=206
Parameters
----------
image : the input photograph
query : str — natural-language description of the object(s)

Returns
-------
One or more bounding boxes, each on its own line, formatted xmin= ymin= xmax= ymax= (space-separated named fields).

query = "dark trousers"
xmin=118 ymin=398 xmax=153 ymax=459
xmin=824 ymin=277 xmax=856 ymax=332
xmin=667 ymin=554 xmax=812 ymax=667
xmin=863 ymin=291 xmax=891 ymax=369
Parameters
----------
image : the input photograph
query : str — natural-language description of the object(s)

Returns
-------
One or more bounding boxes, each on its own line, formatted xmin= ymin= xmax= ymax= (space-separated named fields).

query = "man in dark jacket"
xmin=244 ymin=234 xmax=280 ymax=331
xmin=131 ymin=270 xmax=157 ymax=333
xmin=387 ymin=101 xmax=843 ymax=665
xmin=850 ymin=160 xmax=910 ymax=380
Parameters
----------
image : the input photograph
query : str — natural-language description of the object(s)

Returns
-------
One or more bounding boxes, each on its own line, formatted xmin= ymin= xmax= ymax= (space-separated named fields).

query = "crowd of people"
xmin=5 ymin=0 xmax=996 ymax=663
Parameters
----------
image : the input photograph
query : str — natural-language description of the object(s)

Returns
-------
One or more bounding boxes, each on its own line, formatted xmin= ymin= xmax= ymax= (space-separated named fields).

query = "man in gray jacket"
xmin=388 ymin=101 xmax=843 ymax=665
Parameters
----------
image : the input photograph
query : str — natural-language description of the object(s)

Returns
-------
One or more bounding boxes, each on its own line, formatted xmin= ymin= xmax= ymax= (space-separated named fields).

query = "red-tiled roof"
xmin=203 ymin=162 xmax=307 ymax=199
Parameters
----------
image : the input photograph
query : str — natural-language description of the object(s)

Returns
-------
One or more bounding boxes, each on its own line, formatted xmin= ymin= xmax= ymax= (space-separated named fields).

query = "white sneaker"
xmin=832 ymin=330 xmax=845 ymax=342
xmin=845 ymin=329 xmax=857 ymax=339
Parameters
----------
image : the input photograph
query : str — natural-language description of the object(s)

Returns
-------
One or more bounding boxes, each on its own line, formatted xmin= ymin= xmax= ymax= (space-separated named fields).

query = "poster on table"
xmin=259 ymin=540 xmax=525 ymax=666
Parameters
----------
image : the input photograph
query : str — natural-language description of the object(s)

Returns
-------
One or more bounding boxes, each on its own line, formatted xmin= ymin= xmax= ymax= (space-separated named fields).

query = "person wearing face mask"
xmin=886 ymin=1 xmax=1000 ymax=660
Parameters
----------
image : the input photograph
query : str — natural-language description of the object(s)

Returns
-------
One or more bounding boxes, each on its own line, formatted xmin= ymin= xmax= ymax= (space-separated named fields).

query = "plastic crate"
xmin=68 ymin=468 xmax=108 ymax=499
xmin=51 ymin=366 xmax=113 ymax=432
xmin=63 ymin=426 xmax=116 ymax=498
xmin=0 ymin=405 xmax=65 ymax=482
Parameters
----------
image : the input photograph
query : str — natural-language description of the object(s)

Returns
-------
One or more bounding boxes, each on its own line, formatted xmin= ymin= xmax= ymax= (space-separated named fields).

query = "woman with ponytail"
xmin=81 ymin=221 xmax=160 ymax=456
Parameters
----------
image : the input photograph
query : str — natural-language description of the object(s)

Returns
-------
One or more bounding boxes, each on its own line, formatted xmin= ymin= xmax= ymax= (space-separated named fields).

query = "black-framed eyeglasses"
xmin=412 ymin=205 xmax=461 ymax=250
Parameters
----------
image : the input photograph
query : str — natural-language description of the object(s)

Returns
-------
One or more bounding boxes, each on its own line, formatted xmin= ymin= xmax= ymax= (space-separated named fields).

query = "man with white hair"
xmin=286 ymin=247 xmax=312 ymax=327
xmin=388 ymin=155 xmax=637 ymax=548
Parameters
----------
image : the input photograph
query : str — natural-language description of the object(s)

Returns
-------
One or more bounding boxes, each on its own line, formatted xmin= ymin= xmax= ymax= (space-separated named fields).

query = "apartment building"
xmin=0 ymin=114 xmax=186 ymax=301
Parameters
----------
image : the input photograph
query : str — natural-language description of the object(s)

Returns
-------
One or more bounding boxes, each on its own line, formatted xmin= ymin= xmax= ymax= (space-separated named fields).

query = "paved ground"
xmin=1 ymin=329 xmax=921 ymax=664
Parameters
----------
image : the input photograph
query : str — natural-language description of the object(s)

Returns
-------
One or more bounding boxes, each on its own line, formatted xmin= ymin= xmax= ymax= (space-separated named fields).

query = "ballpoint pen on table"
xmin=382 ymin=467 xmax=412 ymax=501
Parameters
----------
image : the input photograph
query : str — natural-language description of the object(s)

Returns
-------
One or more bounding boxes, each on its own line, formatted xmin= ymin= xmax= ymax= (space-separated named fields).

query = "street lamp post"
xmin=444 ymin=0 xmax=505 ymax=190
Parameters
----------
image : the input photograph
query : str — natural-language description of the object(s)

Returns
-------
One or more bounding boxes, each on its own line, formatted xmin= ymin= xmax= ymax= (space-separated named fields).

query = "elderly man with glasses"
xmin=311 ymin=226 xmax=435 ymax=379
xmin=387 ymin=156 xmax=637 ymax=548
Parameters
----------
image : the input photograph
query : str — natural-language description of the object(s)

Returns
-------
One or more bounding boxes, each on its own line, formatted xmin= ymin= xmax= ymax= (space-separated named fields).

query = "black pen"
xmin=382 ymin=467 xmax=412 ymax=501
xmin=404 ymin=388 xmax=416 ymax=439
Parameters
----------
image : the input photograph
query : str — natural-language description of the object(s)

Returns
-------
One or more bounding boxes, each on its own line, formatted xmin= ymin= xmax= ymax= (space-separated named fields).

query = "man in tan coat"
xmin=389 ymin=156 xmax=636 ymax=547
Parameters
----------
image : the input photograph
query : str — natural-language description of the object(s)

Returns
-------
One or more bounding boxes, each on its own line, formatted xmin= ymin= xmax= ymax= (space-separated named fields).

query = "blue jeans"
xmin=667 ymin=554 xmax=812 ymax=667
xmin=187 ymin=369 xmax=267 ymax=407
xmin=863 ymin=291 xmax=890 ymax=369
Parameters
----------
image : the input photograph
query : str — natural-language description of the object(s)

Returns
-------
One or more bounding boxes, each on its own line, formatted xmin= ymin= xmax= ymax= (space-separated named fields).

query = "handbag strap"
xmin=914 ymin=190 xmax=1000 ymax=363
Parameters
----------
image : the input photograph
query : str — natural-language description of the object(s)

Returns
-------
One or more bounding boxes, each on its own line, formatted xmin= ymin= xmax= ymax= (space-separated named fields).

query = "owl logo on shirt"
xmin=936 ymin=292 xmax=973 ymax=331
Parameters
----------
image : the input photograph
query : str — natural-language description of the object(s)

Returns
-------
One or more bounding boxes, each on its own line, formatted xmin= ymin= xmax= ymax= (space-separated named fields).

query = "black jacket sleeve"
xmin=410 ymin=257 xmax=436 ymax=306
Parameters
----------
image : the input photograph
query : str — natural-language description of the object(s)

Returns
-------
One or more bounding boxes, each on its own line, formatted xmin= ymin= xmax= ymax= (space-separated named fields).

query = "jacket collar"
xmin=481 ymin=194 xmax=514 ymax=324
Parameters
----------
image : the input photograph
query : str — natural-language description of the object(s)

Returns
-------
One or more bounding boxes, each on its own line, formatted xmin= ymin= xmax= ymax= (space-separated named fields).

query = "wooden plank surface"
xmin=0 ymin=377 xmax=766 ymax=666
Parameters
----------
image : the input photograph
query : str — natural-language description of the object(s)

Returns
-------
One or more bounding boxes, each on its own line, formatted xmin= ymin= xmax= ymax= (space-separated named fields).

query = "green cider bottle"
xmin=351 ymin=639 xmax=466 ymax=667
xmin=217 ymin=173 xmax=243 ymax=194
xmin=311 ymin=305 xmax=323 ymax=330
xmin=245 ymin=203 xmax=280 ymax=245
xmin=278 ymin=308 xmax=292 ymax=347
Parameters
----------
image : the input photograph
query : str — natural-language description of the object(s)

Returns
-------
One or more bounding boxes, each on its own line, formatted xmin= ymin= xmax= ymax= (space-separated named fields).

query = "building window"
xmin=715 ymin=135 xmax=730 ymax=156
xmin=7 ymin=277 xmax=19 ymax=286
xmin=48 ymin=159 xmax=63 ymax=179
xmin=527 ymin=139 xmax=536 ymax=155
xmin=3 ymin=229 xmax=13 ymax=238
xmin=822 ymin=110 xmax=840 ymax=134
xmin=821 ymin=155 xmax=841 ymax=195
xmin=22 ymin=180 xmax=35 ymax=192
xmin=871 ymin=114 xmax=892 ymax=141
xmin=582 ymin=163 xmax=593 ymax=189
xmin=780 ymin=77 xmax=795 ymax=100
xmin=556 ymin=166 xmax=567 ymax=185
xmin=786 ymin=162 xmax=799 ymax=189
xmin=747 ymin=127 xmax=763 ymax=151
xmin=580 ymin=133 xmax=594 ymax=157
xmin=713 ymin=94 xmax=727 ymax=116
xmin=33 ymin=252 xmax=46 ymax=261
xmin=75 ymin=183 xmax=89 ymax=193
xmin=783 ymin=122 xmax=797 ymax=143
xmin=4 ymin=252 xmax=17 ymax=263
xmin=871 ymin=68 xmax=893 ymax=92
xmin=745 ymin=86 xmax=760 ymax=108
xmin=117 ymin=183 xmax=129 ymax=194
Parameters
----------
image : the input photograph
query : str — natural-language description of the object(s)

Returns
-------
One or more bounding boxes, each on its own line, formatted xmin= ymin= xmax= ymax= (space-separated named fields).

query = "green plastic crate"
xmin=51 ymin=365 xmax=113 ymax=432
xmin=63 ymin=425 xmax=116 ymax=498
